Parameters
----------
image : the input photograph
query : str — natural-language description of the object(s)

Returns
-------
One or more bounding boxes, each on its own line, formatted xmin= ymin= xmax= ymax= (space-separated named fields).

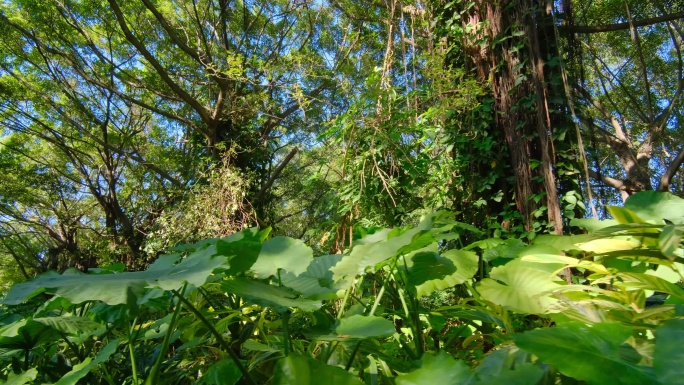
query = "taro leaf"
xmin=395 ymin=352 xmax=474 ymax=385
xmin=273 ymin=355 xmax=363 ymax=385
xmin=612 ymin=272 xmax=684 ymax=301
xmin=280 ymin=254 xmax=344 ymax=300
xmin=659 ymin=225 xmax=682 ymax=260
xmin=54 ymin=339 xmax=119 ymax=385
xmin=624 ymin=191 xmax=684 ymax=225
xmin=201 ymin=359 xmax=242 ymax=385
xmin=473 ymin=347 xmax=543 ymax=385
xmin=407 ymin=252 xmax=455 ymax=287
xmin=221 ymin=278 xmax=321 ymax=312
xmin=4 ymin=368 xmax=37 ymax=385
xmin=483 ymin=238 xmax=526 ymax=262
xmin=250 ymin=236 xmax=313 ymax=278
xmin=331 ymin=215 xmax=435 ymax=281
xmin=3 ymin=242 xmax=230 ymax=305
xmin=654 ymin=319 xmax=684 ymax=385
xmin=0 ymin=316 xmax=103 ymax=355
xmin=477 ymin=259 xmax=562 ymax=314
xmin=413 ymin=250 xmax=478 ymax=297
xmin=608 ymin=206 xmax=648 ymax=224
xmin=570 ymin=218 xmax=620 ymax=231
xmin=513 ymin=322 xmax=655 ymax=385
xmin=331 ymin=315 xmax=395 ymax=340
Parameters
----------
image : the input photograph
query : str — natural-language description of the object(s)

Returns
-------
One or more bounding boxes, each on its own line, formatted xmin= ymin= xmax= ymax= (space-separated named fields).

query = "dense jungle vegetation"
xmin=1 ymin=0 xmax=684 ymax=384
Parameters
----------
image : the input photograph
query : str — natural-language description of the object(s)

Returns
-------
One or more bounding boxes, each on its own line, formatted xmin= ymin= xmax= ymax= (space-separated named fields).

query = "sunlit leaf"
xmin=395 ymin=352 xmax=473 ymax=385
xmin=273 ymin=355 xmax=362 ymax=385
xmin=513 ymin=322 xmax=654 ymax=385
xmin=221 ymin=278 xmax=321 ymax=312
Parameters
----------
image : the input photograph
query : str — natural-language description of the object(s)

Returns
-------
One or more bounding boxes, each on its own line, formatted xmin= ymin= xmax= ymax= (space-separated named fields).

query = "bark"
xmin=462 ymin=0 xmax=563 ymax=232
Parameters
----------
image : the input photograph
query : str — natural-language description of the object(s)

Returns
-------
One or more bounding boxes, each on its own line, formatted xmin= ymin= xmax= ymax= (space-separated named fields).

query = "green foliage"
xmin=0 ymin=191 xmax=681 ymax=384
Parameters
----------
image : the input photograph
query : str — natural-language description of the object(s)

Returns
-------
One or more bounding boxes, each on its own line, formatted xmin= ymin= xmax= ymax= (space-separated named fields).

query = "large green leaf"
xmin=280 ymin=254 xmax=345 ymax=300
xmin=201 ymin=359 xmax=242 ymax=385
xmin=473 ymin=347 xmax=544 ymax=385
xmin=250 ymin=236 xmax=314 ymax=278
xmin=513 ymin=322 xmax=655 ymax=385
xmin=3 ymin=241 xmax=231 ymax=305
xmin=659 ymin=225 xmax=683 ymax=259
xmin=221 ymin=278 xmax=321 ymax=312
xmin=413 ymin=249 xmax=478 ymax=297
xmin=406 ymin=252 xmax=455 ymax=286
xmin=4 ymin=368 xmax=37 ymax=385
xmin=54 ymin=339 xmax=119 ymax=385
xmin=624 ymin=191 xmax=684 ymax=224
xmin=395 ymin=352 xmax=473 ymax=385
xmin=654 ymin=319 xmax=684 ymax=385
xmin=477 ymin=259 xmax=562 ymax=314
xmin=330 ymin=215 xmax=436 ymax=281
xmin=332 ymin=315 xmax=395 ymax=340
xmin=272 ymin=355 xmax=362 ymax=385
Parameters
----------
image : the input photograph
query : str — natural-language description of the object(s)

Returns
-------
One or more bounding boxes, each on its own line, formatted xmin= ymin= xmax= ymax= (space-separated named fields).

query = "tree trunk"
xmin=462 ymin=0 xmax=563 ymax=233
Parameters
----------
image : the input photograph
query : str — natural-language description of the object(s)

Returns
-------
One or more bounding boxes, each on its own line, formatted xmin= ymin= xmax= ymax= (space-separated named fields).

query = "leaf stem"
xmin=145 ymin=283 xmax=186 ymax=385
xmin=172 ymin=289 xmax=256 ymax=385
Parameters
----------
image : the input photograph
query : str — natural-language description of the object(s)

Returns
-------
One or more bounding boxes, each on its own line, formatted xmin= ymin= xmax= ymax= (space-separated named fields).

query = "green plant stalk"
xmin=369 ymin=285 xmax=386 ymax=316
xmin=281 ymin=310 xmax=291 ymax=356
xmin=172 ymin=289 xmax=256 ymax=385
xmin=337 ymin=277 xmax=357 ymax=319
xmin=144 ymin=283 xmax=186 ymax=385
xmin=128 ymin=317 xmax=140 ymax=385
xmin=344 ymin=341 xmax=362 ymax=371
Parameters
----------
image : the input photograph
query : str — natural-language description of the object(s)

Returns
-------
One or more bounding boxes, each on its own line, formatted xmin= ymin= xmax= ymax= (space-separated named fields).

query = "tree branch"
xmin=560 ymin=11 xmax=684 ymax=34
xmin=659 ymin=146 xmax=684 ymax=192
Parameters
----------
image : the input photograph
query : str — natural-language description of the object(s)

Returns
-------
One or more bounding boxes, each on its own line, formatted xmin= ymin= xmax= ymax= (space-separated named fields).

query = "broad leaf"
xmin=330 ymin=215 xmax=436 ymax=281
xmin=332 ymin=315 xmax=395 ymax=340
xmin=3 ymin=242 xmax=230 ymax=305
xmin=54 ymin=339 xmax=119 ymax=385
xmin=659 ymin=225 xmax=682 ymax=259
xmin=273 ymin=355 xmax=362 ymax=385
xmin=477 ymin=259 xmax=562 ymax=314
xmin=624 ymin=191 xmax=684 ymax=225
xmin=654 ymin=319 xmax=684 ymax=385
xmin=4 ymin=368 xmax=37 ymax=385
xmin=280 ymin=254 xmax=345 ymax=299
xmin=221 ymin=278 xmax=321 ymax=312
xmin=201 ymin=359 xmax=242 ymax=385
xmin=413 ymin=250 xmax=478 ymax=297
xmin=395 ymin=352 xmax=473 ymax=385
xmin=513 ymin=322 xmax=655 ymax=385
xmin=251 ymin=236 xmax=313 ymax=278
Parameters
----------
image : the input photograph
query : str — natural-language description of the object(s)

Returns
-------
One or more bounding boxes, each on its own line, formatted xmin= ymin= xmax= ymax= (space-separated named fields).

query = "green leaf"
xmin=221 ymin=278 xmax=321 ymax=312
xmin=332 ymin=315 xmax=395 ymax=340
xmin=201 ymin=359 xmax=242 ymax=385
xmin=273 ymin=355 xmax=363 ymax=385
xmin=477 ymin=259 xmax=562 ymax=314
xmin=330 ymin=215 xmax=436 ymax=281
xmin=473 ymin=347 xmax=544 ymax=385
xmin=250 ymin=236 xmax=314 ymax=278
xmin=413 ymin=250 xmax=478 ymax=297
xmin=659 ymin=225 xmax=682 ymax=259
xmin=395 ymin=352 xmax=474 ymax=385
xmin=3 ymin=368 xmax=37 ymax=385
xmin=280 ymin=254 xmax=345 ymax=300
xmin=513 ymin=322 xmax=655 ymax=385
xmin=608 ymin=206 xmax=648 ymax=224
xmin=624 ymin=191 xmax=684 ymax=224
xmin=406 ymin=252 xmax=455 ymax=286
xmin=3 ymin=243 xmax=230 ymax=305
xmin=54 ymin=339 xmax=119 ymax=385
xmin=654 ymin=319 xmax=684 ymax=385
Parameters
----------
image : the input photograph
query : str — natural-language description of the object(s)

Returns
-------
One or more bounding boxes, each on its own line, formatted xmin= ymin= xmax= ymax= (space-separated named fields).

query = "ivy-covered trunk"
xmin=461 ymin=0 xmax=565 ymax=233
